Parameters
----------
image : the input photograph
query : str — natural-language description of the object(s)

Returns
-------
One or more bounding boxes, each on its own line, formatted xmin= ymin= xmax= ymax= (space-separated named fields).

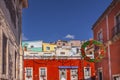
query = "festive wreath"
xmin=81 ymin=40 xmax=105 ymax=62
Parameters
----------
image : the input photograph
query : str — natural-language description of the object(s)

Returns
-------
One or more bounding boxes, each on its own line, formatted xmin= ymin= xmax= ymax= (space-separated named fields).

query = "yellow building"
xmin=42 ymin=43 xmax=57 ymax=52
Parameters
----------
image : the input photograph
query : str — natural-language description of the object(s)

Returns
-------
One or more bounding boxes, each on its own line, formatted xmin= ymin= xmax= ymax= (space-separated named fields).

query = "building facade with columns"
xmin=92 ymin=0 xmax=120 ymax=80
xmin=0 ymin=0 xmax=28 ymax=80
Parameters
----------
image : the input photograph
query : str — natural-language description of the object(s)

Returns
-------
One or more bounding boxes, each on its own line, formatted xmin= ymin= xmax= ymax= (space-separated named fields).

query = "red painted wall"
xmin=93 ymin=1 xmax=120 ymax=80
xmin=24 ymin=59 xmax=95 ymax=80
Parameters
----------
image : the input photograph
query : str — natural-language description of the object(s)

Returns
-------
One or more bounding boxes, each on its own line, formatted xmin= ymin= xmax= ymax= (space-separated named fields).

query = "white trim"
xmin=84 ymin=67 xmax=91 ymax=79
xmin=106 ymin=15 xmax=112 ymax=80
xmin=25 ymin=67 xmax=33 ymax=80
xmin=97 ymin=29 xmax=103 ymax=42
xmin=59 ymin=69 xmax=67 ymax=80
xmin=70 ymin=69 xmax=78 ymax=80
xmin=112 ymin=74 xmax=120 ymax=80
xmin=39 ymin=67 xmax=47 ymax=80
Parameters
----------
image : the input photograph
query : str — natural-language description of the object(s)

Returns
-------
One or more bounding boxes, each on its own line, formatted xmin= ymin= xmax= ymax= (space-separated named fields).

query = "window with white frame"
xmin=40 ymin=67 xmax=47 ymax=80
xmin=84 ymin=67 xmax=91 ymax=79
xmin=26 ymin=68 xmax=32 ymax=77
xmin=40 ymin=68 xmax=46 ymax=76
xmin=59 ymin=69 xmax=67 ymax=80
xmin=97 ymin=30 xmax=103 ymax=42
xmin=113 ymin=75 xmax=120 ymax=80
xmin=70 ymin=69 xmax=78 ymax=80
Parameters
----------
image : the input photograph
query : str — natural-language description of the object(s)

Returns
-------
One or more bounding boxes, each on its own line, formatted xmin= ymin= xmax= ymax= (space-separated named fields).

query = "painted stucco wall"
xmin=93 ymin=1 xmax=120 ymax=80
xmin=24 ymin=59 xmax=95 ymax=80
xmin=56 ymin=48 xmax=70 ymax=56
xmin=22 ymin=41 xmax=43 ymax=52
xmin=42 ymin=43 xmax=56 ymax=52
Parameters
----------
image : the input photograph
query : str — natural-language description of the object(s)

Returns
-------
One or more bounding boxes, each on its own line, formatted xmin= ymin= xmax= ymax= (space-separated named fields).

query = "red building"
xmin=24 ymin=56 xmax=95 ymax=80
xmin=92 ymin=0 xmax=120 ymax=80
xmin=23 ymin=40 xmax=95 ymax=80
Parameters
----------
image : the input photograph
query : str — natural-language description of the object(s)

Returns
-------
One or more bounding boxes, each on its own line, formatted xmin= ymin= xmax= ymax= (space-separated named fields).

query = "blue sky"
xmin=22 ymin=0 xmax=112 ymax=42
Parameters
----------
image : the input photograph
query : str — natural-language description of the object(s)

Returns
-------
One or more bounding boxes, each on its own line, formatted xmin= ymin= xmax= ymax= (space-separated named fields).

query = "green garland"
xmin=81 ymin=40 xmax=105 ymax=62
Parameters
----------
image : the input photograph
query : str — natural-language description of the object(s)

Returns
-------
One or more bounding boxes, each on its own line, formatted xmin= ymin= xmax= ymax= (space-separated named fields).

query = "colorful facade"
xmin=56 ymin=48 xmax=70 ymax=56
xmin=92 ymin=0 xmax=120 ymax=80
xmin=56 ymin=40 xmax=68 ymax=48
xmin=23 ymin=40 xmax=96 ymax=80
xmin=42 ymin=43 xmax=56 ymax=52
xmin=22 ymin=41 xmax=43 ymax=52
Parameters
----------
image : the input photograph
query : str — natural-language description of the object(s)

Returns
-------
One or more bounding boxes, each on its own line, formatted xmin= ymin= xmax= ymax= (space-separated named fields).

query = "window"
xmin=40 ymin=68 xmax=47 ymax=80
xmin=60 ymin=52 xmax=65 ymax=55
xmin=113 ymin=75 xmax=120 ymax=80
xmin=77 ymin=48 xmax=79 ymax=53
xmin=116 ymin=13 xmax=120 ymax=24
xmin=98 ymin=68 xmax=103 ymax=80
xmin=25 ymin=68 xmax=33 ymax=80
xmin=59 ymin=69 xmax=67 ymax=80
xmin=58 ymin=43 xmax=61 ymax=45
xmin=54 ymin=47 xmax=56 ymax=50
xmin=15 ymin=52 xmax=17 ymax=78
xmin=84 ymin=67 xmax=90 ymax=76
xmin=63 ymin=43 xmax=65 ymax=46
xmin=40 ymin=68 xmax=46 ymax=76
xmin=24 ymin=46 xmax=27 ymax=51
xmin=112 ymin=14 xmax=120 ymax=37
xmin=26 ymin=68 xmax=32 ymax=77
xmin=8 ymin=43 xmax=13 ymax=78
xmin=31 ymin=45 xmax=34 ymax=48
xmin=46 ymin=47 xmax=50 ymax=50
xmin=84 ymin=67 xmax=91 ymax=79
xmin=71 ymin=69 xmax=78 ymax=80
xmin=115 ymin=14 xmax=120 ymax=34
xmin=40 ymin=68 xmax=47 ymax=77
xmin=2 ymin=33 xmax=7 ymax=74
xmin=98 ymin=31 xmax=103 ymax=42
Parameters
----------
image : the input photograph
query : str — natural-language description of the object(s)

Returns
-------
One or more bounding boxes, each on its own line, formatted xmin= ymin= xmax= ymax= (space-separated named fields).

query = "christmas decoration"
xmin=81 ymin=40 xmax=105 ymax=62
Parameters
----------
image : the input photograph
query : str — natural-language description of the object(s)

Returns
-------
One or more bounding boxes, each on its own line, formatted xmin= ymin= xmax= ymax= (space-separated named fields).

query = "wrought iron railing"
xmin=112 ymin=22 xmax=120 ymax=37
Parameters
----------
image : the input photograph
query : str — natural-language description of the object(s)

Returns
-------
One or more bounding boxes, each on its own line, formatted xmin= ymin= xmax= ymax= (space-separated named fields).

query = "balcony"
xmin=112 ymin=22 xmax=120 ymax=41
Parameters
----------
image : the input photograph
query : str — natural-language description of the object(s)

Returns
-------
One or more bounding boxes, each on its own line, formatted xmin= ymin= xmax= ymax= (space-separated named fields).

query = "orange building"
xmin=92 ymin=0 xmax=120 ymax=80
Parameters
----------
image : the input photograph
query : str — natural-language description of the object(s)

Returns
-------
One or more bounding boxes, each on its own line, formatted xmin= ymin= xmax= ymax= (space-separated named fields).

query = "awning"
xmin=58 ymin=66 xmax=78 ymax=69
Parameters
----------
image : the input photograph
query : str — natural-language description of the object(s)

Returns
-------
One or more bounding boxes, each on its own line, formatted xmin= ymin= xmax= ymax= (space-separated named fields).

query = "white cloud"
xmin=22 ymin=33 xmax=28 ymax=40
xmin=65 ymin=34 xmax=75 ymax=39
